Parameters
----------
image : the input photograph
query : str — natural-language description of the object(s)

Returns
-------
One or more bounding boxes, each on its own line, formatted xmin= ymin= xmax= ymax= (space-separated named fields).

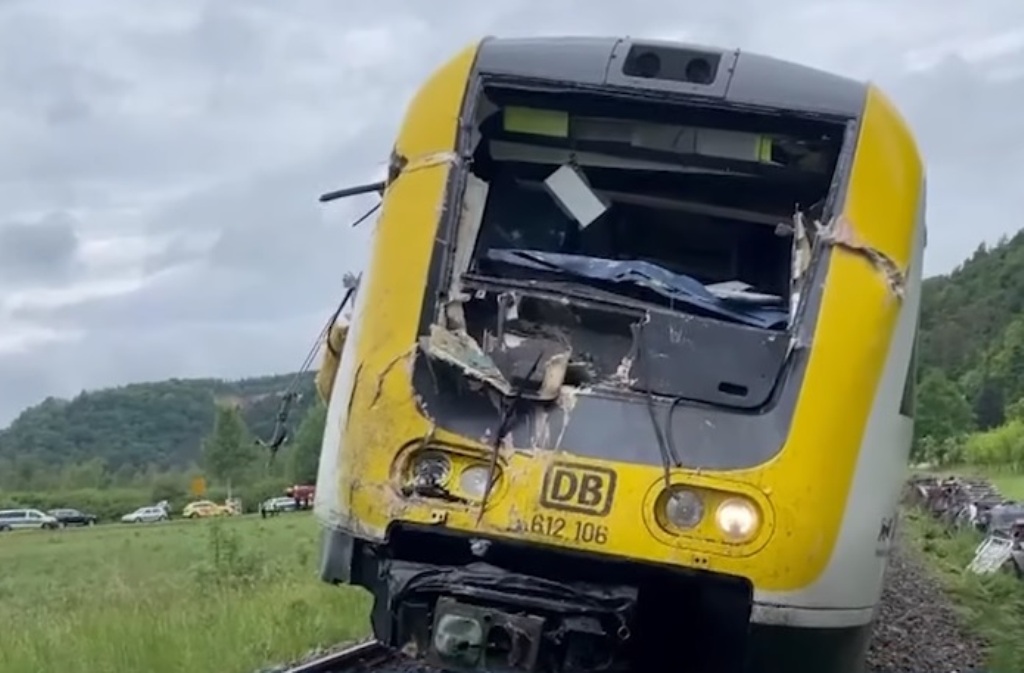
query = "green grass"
xmin=7 ymin=485 xmax=1022 ymax=673
xmin=990 ymin=473 xmax=1024 ymax=499
xmin=902 ymin=508 xmax=1024 ymax=673
xmin=0 ymin=515 xmax=371 ymax=673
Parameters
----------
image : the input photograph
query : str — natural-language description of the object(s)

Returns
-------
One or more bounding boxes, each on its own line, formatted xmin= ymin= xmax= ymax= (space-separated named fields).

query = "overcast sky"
xmin=0 ymin=0 xmax=1021 ymax=423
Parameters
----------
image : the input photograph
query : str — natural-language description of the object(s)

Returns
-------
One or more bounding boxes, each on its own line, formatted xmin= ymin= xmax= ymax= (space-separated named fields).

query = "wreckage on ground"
xmin=908 ymin=474 xmax=1024 ymax=579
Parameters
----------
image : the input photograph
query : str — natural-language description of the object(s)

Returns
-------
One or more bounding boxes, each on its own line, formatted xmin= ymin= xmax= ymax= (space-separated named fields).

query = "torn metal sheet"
xmin=819 ymin=215 xmax=907 ymax=300
xmin=787 ymin=211 xmax=813 ymax=323
xmin=419 ymin=322 xmax=573 ymax=402
xmin=967 ymin=535 xmax=1013 ymax=575
xmin=419 ymin=324 xmax=514 ymax=396
xmin=446 ymin=174 xmax=490 ymax=324
xmin=790 ymin=211 xmax=813 ymax=281
xmin=401 ymin=150 xmax=461 ymax=175
xmin=488 ymin=331 xmax=572 ymax=401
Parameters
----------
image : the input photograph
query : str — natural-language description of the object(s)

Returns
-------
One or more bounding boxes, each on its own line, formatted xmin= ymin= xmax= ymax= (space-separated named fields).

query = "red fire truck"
xmin=285 ymin=484 xmax=315 ymax=510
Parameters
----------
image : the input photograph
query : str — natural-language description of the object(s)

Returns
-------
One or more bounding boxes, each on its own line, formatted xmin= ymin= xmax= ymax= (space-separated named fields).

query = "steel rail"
xmin=282 ymin=640 xmax=397 ymax=673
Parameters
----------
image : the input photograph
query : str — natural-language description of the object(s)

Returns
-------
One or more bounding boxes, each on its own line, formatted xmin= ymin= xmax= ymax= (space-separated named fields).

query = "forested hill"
xmin=0 ymin=372 xmax=317 ymax=472
xmin=917 ymin=229 xmax=1024 ymax=445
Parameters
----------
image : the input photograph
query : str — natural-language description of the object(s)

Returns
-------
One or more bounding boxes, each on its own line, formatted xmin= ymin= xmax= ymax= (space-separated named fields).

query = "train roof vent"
xmin=621 ymin=43 xmax=723 ymax=86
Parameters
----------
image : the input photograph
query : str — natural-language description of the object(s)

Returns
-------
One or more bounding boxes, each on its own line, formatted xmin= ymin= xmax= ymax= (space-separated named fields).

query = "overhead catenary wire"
xmin=259 ymin=198 xmax=381 ymax=464
xmin=260 ymin=280 xmax=359 ymax=466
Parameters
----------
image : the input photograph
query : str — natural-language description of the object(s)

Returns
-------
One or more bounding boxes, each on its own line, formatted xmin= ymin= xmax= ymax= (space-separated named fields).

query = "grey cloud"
xmin=0 ymin=211 xmax=81 ymax=284
xmin=879 ymin=54 xmax=1024 ymax=272
xmin=0 ymin=356 xmax=65 ymax=422
xmin=12 ymin=144 xmax=379 ymax=331
xmin=0 ymin=314 xmax=321 ymax=422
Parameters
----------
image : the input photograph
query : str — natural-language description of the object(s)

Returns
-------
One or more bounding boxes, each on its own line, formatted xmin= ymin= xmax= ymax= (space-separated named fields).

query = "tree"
xmin=1005 ymin=397 xmax=1024 ymax=422
xmin=287 ymin=403 xmax=326 ymax=485
xmin=972 ymin=378 xmax=1005 ymax=430
xmin=913 ymin=368 xmax=974 ymax=452
xmin=150 ymin=474 xmax=187 ymax=504
xmin=201 ymin=404 xmax=258 ymax=487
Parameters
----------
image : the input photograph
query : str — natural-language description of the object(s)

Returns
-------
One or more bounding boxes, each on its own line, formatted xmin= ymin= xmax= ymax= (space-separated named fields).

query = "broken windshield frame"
xmin=449 ymin=83 xmax=855 ymax=338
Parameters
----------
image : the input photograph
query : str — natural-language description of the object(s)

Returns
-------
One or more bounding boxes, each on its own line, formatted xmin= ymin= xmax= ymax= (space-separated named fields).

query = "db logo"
xmin=540 ymin=463 xmax=617 ymax=517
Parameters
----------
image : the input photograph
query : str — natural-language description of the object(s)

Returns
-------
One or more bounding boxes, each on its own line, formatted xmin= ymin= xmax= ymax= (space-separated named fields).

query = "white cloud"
xmin=2 ymin=277 xmax=150 ymax=313
xmin=0 ymin=322 xmax=83 ymax=355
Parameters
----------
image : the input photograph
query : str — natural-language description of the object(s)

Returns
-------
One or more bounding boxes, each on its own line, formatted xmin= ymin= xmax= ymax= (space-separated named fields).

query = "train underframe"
xmin=320 ymin=524 xmax=872 ymax=673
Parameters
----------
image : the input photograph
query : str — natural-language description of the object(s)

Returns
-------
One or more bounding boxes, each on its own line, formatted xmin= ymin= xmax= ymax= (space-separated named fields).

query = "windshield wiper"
xmin=484 ymin=249 xmax=788 ymax=330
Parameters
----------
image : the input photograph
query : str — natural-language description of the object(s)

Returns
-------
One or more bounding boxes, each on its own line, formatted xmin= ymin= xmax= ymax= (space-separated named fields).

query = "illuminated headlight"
xmin=411 ymin=452 xmax=451 ymax=487
xmin=663 ymin=488 xmax=704 ymax=529
xmin=715 ymin=498 xmax=759 ymax=541
xmin=459 ymin=465 xmax=493 ymax=500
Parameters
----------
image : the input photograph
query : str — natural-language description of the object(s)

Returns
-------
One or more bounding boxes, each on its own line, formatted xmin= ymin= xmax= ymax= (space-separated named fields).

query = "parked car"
xmin=182 ymin=500 xmax=235 ymax=519
xmin=259 ymin=496 xmax=298 ymax=518
xmin=47 ymin=508 xmax=99 ymax=527
xmin=121 ymin=506 xmax=169 ymax=524
xmin=0 ymin=508 xmax=60 ymax=531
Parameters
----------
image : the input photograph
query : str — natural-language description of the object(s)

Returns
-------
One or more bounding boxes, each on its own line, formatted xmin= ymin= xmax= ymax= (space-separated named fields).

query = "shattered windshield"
xmin=459 ymin=98 xmax=843 ymax=331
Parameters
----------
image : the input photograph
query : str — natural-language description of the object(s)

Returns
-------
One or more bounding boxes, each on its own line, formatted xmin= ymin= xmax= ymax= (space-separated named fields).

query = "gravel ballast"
xmin=867 ymin=527 xmax=988 ymax=673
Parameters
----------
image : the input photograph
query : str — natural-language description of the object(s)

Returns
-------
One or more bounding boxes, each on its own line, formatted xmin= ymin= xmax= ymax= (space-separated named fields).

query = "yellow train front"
xmin=314 ymin=36 xmax=925 ymax=673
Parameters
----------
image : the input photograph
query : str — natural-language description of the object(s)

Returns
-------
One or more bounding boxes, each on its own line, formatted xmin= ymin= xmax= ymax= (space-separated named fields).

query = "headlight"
xmin=663 ymin=488 xmax=704 ymax=529
xmin=410 ymin=451 xmax=452 ymax=487
xmin=459 ymin=465 xmax=493 ymax=500
xmin=715 ymin=498 xmax=759 ymax=541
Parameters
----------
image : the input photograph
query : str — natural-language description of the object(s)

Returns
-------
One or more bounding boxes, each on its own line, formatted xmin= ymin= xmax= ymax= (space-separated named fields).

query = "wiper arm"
xmin=318 ymin=180 xmax=385 ymax=203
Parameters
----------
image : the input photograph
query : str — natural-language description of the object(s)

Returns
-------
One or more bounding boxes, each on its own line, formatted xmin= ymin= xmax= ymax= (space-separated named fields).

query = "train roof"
xmin=474 ymin=36 xmax=867 ymax=119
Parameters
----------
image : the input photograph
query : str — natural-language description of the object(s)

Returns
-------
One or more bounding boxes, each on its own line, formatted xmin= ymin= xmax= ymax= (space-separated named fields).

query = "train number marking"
xmin=540 ymin=462 xmax=617 ymax=516
xmin=529 ymin=514 xmax=609 ymax=545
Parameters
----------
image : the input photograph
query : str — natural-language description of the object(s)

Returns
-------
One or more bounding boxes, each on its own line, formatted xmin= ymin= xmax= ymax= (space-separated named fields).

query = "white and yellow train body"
xmin=314 ymin=36 xmax=924 ymax=673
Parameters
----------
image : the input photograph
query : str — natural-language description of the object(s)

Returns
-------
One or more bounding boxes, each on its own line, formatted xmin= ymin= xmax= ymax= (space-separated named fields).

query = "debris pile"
xmin=906 ymin=474 xmax=1024 ymax=579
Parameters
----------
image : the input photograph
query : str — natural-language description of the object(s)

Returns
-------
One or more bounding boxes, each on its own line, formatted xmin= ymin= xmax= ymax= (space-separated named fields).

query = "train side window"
xmin=899 ymin=339 xmax=917 ymax=418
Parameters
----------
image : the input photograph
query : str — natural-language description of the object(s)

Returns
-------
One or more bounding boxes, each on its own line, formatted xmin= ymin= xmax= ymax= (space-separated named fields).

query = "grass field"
xmin=990 ymin=473 xmax=1024 ymax=499
xmin=6 ymin=479 xmax=1022 ymax=673
xmin=0 ymin=514 xmax=371 ymax=673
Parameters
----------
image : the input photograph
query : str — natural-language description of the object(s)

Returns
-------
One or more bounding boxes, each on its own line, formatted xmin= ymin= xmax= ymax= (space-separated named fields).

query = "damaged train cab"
xmin=314 ymin=37 xmax=924 ymax=673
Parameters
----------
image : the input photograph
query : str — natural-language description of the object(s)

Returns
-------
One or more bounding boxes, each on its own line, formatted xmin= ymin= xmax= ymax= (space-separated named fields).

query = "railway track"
xmin=281 ymin=641 xmax=402 ymax=673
